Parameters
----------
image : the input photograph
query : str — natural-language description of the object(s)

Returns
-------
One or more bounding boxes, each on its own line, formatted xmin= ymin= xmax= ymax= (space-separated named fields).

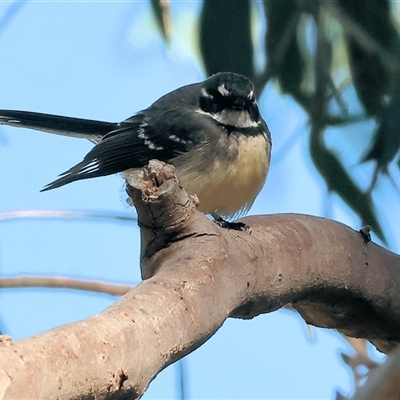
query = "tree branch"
xmin=1 ymin=161 xmax=399 ymax=399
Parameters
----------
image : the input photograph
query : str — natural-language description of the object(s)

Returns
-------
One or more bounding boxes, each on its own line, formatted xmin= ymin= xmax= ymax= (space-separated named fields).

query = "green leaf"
xmin=310 ymin=128 xmax=385 ymax=243
xmin=199 ymin=0 xmax=254 ymax=78
xmin=363 ymin=78 xmax=400 ymax=169
xmin=263 ymin=0 xmax=305 ymax=102
xmin=337 ymin=0 xmax=397 ymax=116
xmin=150 ymin=0 xmax=172 ymax=43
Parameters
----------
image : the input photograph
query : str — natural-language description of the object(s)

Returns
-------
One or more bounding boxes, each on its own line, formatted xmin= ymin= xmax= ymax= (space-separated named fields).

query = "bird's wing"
xmin=41 ymin=112 xmax=198 ymax=191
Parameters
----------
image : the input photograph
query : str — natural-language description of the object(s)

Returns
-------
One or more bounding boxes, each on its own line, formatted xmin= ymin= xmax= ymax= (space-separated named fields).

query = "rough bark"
xmin=0 ymin=161 xmax=399 ymax=399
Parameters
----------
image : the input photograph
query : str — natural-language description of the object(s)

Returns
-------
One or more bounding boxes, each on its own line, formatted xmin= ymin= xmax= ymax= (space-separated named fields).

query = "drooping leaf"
xmin=150 ymin=0 xmax=172 ymax=43
xmin=263 ymin=0 xmax=306 ymax=103
xmin=199 ymin=0 xmax=254 ymax=78
xmin=310 ymin=129 xmax=385 ymax=242
xmin=337 ymin=0 xmax=397 ymax=116
xmin=363 ymin=78 xmax=400 ymax=169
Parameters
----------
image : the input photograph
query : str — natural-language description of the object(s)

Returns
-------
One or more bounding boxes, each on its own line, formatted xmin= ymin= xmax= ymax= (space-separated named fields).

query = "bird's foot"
xmin=213 ymin=217 xmax=251 ymax=233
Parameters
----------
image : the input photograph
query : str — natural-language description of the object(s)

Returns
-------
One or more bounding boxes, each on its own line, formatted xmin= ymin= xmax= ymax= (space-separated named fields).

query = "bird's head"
xmin=198 ymin=72 xmax=261 ymax=129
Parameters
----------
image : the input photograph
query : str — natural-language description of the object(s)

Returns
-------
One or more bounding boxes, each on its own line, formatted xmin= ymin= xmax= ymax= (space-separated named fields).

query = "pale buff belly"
xmin=177 ymin=134 xmax=271 ymax=218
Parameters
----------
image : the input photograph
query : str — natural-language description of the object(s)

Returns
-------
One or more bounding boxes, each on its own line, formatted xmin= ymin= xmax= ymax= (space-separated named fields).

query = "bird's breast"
xmin=176 ymin=132 xmax=271 ymax=218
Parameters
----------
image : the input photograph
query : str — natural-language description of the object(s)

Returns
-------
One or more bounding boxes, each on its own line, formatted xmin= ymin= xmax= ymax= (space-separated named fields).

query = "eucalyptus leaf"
xmin=337 ymin=0 xmax=396 ymax=116
xmin=264 ymin=0 xmax=305 ymax=102
xmin=310 ymin=129 xmax=385 ymax=242
xmin=199 ymin=0 xmax=254 ymax=78
xmin=150 ymin=0 xmax=171 ymax=43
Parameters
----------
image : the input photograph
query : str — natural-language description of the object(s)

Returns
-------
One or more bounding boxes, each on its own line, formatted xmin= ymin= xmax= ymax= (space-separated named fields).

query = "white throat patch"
xmin=197 ymin=108 xmax=259 ymax=129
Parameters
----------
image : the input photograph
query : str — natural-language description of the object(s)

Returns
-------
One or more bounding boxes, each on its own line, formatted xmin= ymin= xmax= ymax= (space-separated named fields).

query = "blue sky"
xmin=0 ymin=2 xmax=391 ymax=399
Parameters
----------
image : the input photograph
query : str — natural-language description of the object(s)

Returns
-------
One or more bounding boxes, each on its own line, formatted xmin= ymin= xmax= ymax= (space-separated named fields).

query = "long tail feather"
xmin=0 ymin=110 xmax=116 ymax=142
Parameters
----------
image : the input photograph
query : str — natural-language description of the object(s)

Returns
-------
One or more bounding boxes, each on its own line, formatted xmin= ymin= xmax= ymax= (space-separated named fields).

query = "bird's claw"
xmin=214 ymin=218 xmax=251 ymax=233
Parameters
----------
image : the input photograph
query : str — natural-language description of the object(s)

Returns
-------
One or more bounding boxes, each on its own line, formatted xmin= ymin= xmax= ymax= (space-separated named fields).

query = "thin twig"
xmin=0 ymin=0 xmax=28 ymax=36
xmin=0 ymin=276 xmax=133 ymax=296
xmin=327 ymin=76 xmax=349 ymax=116
xmin=0 ymin=209 xmax=137 ymax=223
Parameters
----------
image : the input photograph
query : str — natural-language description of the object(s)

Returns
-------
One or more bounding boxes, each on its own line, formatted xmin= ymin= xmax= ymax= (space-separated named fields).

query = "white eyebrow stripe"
xmin=217 ymin=84 xmax=230 ymax=96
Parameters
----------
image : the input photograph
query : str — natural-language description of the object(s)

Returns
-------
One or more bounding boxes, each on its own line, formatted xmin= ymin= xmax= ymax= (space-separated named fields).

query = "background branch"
xmin=0 ymin=209 xmax=136 ymax=223
xmin=0 ymin=276 xmax=132 ymax=296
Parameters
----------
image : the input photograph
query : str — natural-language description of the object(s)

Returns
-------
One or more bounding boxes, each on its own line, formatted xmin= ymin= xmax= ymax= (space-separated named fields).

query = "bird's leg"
xmin=212 ymin=215 xmax=251 ymax=233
